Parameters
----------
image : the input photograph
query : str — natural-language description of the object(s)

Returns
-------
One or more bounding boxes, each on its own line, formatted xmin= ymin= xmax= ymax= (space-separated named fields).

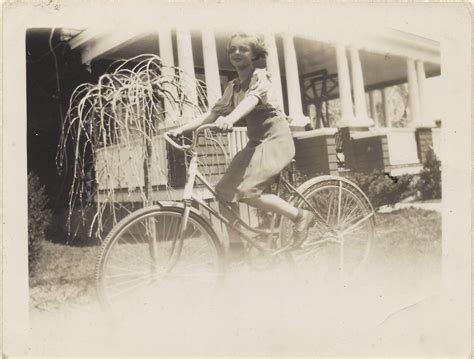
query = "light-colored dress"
xmin=212 ymin=68 xmax=295 ymax=203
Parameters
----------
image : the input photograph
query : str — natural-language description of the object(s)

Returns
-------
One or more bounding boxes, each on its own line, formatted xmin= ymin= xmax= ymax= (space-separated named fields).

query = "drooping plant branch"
xmin=57 ymin=54 xmax=222 ymax=240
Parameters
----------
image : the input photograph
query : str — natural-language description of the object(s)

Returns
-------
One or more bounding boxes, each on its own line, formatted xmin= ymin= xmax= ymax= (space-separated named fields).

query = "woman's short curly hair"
xmin=227 ymin=32 xmax=268 ymax=61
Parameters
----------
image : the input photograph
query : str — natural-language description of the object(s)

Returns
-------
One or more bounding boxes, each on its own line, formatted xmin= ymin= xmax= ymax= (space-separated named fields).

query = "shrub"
xmin=416 ymin=148 xmax=442 ymax=200
xmin=344 ymin=170 xmax=415 ymax=209
xmin=28 ymin=173 xmax=52 ymax=275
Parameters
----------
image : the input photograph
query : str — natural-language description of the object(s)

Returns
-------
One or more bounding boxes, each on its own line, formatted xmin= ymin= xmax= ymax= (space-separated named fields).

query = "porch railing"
xmin=227 ymin=127 xmax=248 ymax=157
xmin=95 ymin=136 xmax=168 ymax=191
xmin=94 ymin=128 xmax=248 ymax=193
xmin=96 ymin=126 xmax=431 ymax=195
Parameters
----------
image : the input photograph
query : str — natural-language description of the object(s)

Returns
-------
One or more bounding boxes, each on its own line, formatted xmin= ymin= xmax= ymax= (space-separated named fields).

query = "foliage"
xmin=57 ymin=55 xmax=215 ymax=240
xmin=389 ymin=84 xmax=409 ymax=128
xmin=324 ymin=84 xmax=408 ymax=129
xmin=344 ymin=170 xmax=415 ymax=209
xmin=28 ymin=172 xmax=52 ymax=274
xmin=416 ymin=148 xmax=442 ymax=200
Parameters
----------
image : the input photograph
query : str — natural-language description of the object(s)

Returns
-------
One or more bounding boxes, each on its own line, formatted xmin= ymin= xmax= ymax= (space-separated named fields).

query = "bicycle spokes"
xmin=97 ymin=208 xmax=223 ymax=317
xmin=280 ymin=178 xmax=375 ymax=281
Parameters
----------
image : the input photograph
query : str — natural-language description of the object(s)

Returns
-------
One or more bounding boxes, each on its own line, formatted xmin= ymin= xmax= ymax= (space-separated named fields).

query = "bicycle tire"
xmin=96 ymin=205 xmax=225 ymax=319
xmin=279 ymin=177 xmax=375 ymax=281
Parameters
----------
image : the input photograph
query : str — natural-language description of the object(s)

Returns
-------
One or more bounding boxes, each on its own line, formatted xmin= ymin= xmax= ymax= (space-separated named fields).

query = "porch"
xmin=69 ymin=26 xmax=441 ymax=207
xmin=94 ymin=123 xmax=442 ymax=203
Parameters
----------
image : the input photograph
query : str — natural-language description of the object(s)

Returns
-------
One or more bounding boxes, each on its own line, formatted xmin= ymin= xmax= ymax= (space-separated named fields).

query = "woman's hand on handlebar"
xmin=215 ymin=116 xmax=234 ymax=132
xmin=167 ymin=127 xmax=184 ymax=138
xmin=164 ymin=127 xmax=187 ymax=151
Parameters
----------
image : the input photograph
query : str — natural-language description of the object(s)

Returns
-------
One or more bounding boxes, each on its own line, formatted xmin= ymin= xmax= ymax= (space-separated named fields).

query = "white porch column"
xmin=349 ymin=47 xmax=373 ymax=126
xmin=177 ymin=27 xmax=198 ymax=120
xmin=282 ymin=33 xmax=310 ymax=126
xmin=415 ymin=60 xmax=435 ymax=127
xmin=335 ymin=44 xmax=355 ymax=127
xmin=263 ymin=31 xmax=284 ymax=109
xmin=382 ymin=87 xmax=391 ymax=128
xmin=369 ymin=90 xmax=379 ymax=127
xmin=406 ymin=58 xmax=422 ymax=126
xmin=158 ymin=28 xmax=178 ymax=126
xmin=201 ymin=29 xmax=221 ymax=108
xmin=158 ymin=28 xmax=174 ymax=66
xmin=415 ymin=60 xmax=426 ymax=115
xmin=308 ymin=103 xmax=317 ymax=128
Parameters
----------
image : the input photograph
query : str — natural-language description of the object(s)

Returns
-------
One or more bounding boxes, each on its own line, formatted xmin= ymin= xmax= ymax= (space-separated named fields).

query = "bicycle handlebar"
xmin=164 ymin=124 xmax=231 ymax=152
xmin=163 ymin=131 xmax=189 ymax=151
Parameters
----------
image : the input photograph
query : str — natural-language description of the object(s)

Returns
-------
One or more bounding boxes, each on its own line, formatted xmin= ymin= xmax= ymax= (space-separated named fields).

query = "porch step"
xmin=389 ymin=164 xmax=423 ymax=176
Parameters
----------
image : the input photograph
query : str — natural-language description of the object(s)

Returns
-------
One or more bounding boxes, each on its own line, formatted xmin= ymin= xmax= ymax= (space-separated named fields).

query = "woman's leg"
xmin=242 ymin=194 xmax=313 ymax=246
xmin=242 ymin=194 xmax=299 ymax=220
xmin=218 ymin=201 xmax=245 ymax=254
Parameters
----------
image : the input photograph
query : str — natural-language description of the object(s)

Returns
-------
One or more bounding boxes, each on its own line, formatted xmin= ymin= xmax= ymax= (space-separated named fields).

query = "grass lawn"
xmin=29 ymin=208 xmax=441 ymax=313
xmin=29 ymin=242 xmax=100 ymax=311
xmin=373 ymin=207 xmax=441 ymax=262
xmin=368 ymin=208 xmax=441 ymax=291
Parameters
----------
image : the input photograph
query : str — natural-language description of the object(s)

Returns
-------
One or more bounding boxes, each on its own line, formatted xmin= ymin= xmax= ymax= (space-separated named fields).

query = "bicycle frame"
xmin=186 ymin=153 xmax=275 ymax=254
xmin=164 ymin=125 xmax=332 ymax=258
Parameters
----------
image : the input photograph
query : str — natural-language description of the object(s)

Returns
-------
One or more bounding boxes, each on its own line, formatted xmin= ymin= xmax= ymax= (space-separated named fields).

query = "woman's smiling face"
xmin=228 ymin=36 xmax=255 ymax=69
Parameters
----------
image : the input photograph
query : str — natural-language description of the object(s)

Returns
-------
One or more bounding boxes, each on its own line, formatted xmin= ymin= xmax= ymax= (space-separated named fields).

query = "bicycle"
xmin=96 ymin=124 xmax=376 ymax=318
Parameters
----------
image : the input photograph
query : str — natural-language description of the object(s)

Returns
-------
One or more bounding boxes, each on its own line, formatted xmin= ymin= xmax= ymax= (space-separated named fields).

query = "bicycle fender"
xmin=154 ymin=201 xmax=208 ymax=218
xmin=290 ymin=175 xmax=376 ymax=217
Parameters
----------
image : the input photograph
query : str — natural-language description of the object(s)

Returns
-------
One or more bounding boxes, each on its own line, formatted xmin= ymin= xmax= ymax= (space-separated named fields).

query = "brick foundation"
xmin=415 ymin=127 xmax=434 ymax=164
xmin=293 ymin=130 xmax=339 ymax=176
xmin=338 ymin=127 xmax=390 ymax=172
xmin=352 ymin=134 xmax=390 ymax=172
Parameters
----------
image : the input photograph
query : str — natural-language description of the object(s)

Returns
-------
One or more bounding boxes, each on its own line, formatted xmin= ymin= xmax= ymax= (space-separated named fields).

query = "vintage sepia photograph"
xmin=2 ymin=1 xmax=471 ymax=357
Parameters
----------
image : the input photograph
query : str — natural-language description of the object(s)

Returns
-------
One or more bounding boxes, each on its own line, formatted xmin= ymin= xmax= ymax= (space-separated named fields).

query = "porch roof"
xmin=69 ymin=25 xmax=440 ymax=91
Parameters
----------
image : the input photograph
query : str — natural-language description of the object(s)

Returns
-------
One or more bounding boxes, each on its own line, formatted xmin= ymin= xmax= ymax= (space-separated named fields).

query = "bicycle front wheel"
xmin=280 ymin=177 xmax=375 ymax=281
xmin=96 ymin=205 xmax=224 ymax=319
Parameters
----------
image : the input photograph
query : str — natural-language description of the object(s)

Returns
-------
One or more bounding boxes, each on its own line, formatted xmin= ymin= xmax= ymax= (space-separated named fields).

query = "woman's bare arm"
xmin=222 ymin=96 xmax=259 ymax=124
xmin=215 ymin=96 xmax=259 ymax=130
xmin=173 ymin=111 xmax=218 ymax=134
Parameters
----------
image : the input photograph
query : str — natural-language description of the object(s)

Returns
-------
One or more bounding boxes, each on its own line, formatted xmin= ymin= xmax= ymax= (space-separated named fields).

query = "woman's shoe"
xmin=292 ymin=209 xmax=315 ymax=248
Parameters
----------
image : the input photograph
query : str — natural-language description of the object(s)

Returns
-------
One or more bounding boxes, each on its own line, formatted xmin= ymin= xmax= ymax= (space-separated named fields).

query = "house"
xmin=4 ymin=5 xmax=471 ymax=354
xmin=67 ymin=25 xmax=441 ymax=204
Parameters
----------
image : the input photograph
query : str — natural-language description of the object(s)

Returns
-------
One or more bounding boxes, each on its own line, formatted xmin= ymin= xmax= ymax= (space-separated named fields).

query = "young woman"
xmin=170 ymin=32 xmax=313 ymax=255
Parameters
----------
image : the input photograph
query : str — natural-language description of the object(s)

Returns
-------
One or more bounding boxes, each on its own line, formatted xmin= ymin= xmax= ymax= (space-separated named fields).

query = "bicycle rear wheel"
xmin=96 ymin=205 xmax=224 ymax=319
xmin=280 ymin=177 xmax=375 ymax=281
